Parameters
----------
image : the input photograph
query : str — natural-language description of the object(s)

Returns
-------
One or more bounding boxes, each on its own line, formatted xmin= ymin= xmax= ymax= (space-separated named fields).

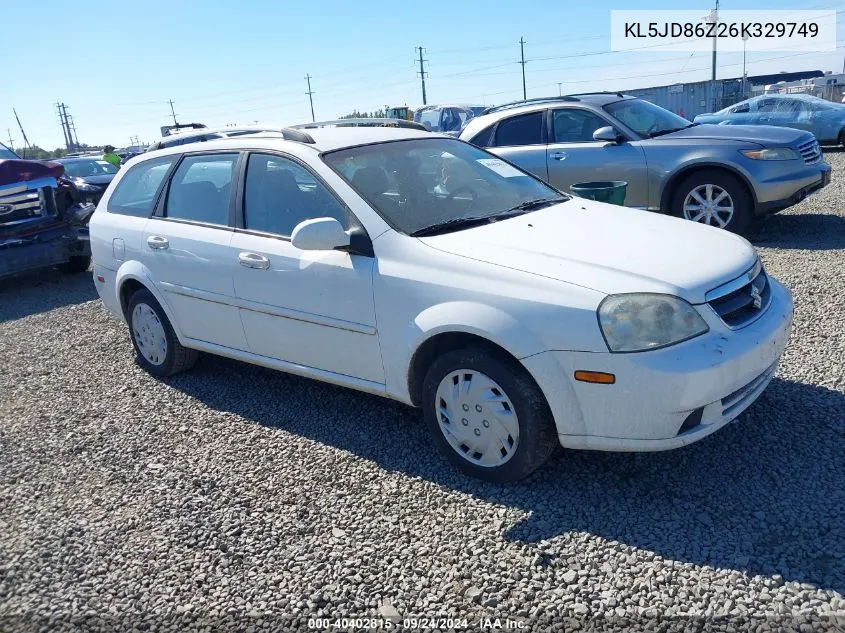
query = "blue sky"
xmin=2 ymin=0 xmax=843 ymax=149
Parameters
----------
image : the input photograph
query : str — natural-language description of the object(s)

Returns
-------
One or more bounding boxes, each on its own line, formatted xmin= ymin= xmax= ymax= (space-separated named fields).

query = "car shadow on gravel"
xmin=0 ymin=269 xmax=97 ymax=323
xmin=171 ymin=357 xmax=845 ymax=595
xmin=748 ymin=213 xmax=845 ymax=250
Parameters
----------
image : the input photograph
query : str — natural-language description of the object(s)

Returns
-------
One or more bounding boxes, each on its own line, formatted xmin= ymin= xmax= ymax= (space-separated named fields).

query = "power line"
xmin=458 ymin=45 xmax=845 ymax=102
xmin=416 ymin=46 xmax=428 ymax=105
xmin=305 ymin=74 xmax=315 ymax=122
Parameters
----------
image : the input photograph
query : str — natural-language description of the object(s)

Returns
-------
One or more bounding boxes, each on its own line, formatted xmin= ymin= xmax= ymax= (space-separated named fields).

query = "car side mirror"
xmin=290 ymin=217 xmax=351 ymax=251
xmin=593 ymin=126 xmax=624 ymax=143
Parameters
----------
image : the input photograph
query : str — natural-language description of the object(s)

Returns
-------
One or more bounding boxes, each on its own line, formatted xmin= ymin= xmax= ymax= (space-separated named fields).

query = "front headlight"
xmin=598 ymin=294 xmax=709 ymax=353
xmin=740 ymin=148 xmax=799 ymax=161
xmin=74 ymin=180 xmax=101 ymax=192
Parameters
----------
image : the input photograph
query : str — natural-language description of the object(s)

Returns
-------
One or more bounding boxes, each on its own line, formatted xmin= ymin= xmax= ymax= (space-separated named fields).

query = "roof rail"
xmin=275 ymin=127 xmax=316 ymax=143
xmin=480 ymin=96 xmax=580 ymax=115
xmin=290 ymin=118 xmax=428 ymax=131
xmin=565 ymin=91 xmax=627 ymax=98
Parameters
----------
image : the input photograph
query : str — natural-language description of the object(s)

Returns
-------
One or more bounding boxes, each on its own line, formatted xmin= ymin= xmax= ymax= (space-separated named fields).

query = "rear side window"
xmin=493 ymin=112 xmax=544 ymax=147
xmin=107 ymin=156 xmax=176 ymax=217
xmin=164 ymin=153 xmax=237 ymax=225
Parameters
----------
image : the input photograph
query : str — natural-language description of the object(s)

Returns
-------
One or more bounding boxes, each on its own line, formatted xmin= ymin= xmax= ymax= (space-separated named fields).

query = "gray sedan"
xmin=694 ymin=94 xmax=845 ymax=147
xmin=460 ymin=94 xmax=831 ymax=234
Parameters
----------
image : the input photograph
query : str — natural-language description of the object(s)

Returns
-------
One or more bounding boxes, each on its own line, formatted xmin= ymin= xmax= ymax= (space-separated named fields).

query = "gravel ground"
xmin=1 ymin=153 xmax=844 ymax=633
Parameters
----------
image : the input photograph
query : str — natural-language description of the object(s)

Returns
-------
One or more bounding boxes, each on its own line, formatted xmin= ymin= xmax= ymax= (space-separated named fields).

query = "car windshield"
xmin=323 ymin=138 xmax=566 ymax=236
xmin=0 ymin=143 xmax=18 ymax=159
xmin=604 ymin=99 xmax=693 ymax=138
xmin=61 ymin=159 xmax=119 ymax=178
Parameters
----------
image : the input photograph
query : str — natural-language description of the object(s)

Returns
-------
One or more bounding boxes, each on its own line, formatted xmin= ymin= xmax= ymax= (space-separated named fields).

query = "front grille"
xmin=796 ymin=138 xmax=821 ymax=165
xmin=0 ymin=183 xmax=56 ymax=227
xmin=706 ymin=260 xmax=771 ymax=328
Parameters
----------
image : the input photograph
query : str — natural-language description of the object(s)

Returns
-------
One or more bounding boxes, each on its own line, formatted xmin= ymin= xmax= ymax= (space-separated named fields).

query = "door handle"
xmin=147 ymin=235 xmax=169 ymax=250
xmin=238 ymin=251 xmax=270 ymax=270
xmin=549 ymin=151 xmax=568 ymax=161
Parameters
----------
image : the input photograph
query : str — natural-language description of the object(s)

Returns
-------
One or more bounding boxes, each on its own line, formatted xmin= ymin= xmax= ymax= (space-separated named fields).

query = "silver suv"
xmin=459 ymin=93 xmax=832 ymax=233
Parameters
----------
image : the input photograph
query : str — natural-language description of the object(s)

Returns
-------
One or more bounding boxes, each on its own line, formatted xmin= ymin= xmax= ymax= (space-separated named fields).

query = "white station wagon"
xmin=90 ymin=127 xmax=793 ymax=482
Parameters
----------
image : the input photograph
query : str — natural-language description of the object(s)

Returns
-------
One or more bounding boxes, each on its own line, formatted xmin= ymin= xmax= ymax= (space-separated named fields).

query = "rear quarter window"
xmin=468 ymin=125 xmax=494 ymax=147
xmin=493 ymin=112 xmax=544 ymax=147
xmin=107 ymin=156 xmax=176 ymax=217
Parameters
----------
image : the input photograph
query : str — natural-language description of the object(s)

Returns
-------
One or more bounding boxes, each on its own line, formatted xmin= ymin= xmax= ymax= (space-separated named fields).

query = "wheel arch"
xmin=402 ymin=302 xmax=547 ymax=407
xmin=659 ymin=162 xmax=758 ymax=214
xmin=115 ymin=261 xmax=186 ymax=344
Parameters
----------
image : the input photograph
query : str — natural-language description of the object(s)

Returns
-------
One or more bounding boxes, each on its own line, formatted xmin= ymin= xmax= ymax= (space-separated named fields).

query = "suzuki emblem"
xmin=750 ymin=285 xmax=763 ymax=310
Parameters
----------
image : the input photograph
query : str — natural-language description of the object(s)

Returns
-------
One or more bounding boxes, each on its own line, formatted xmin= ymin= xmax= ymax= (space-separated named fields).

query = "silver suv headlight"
xmin=598 ymin=293 xmax=709 ymax=353
xmin=740 ymin=148 xmax=798 ymax=161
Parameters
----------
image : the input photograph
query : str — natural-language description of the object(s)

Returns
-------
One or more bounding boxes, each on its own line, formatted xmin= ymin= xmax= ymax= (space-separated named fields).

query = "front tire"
xmin=670 ymin=170 xmax=752 ymax=234
xmin=127 ymin=288 xmax=197 ymax=377
xmin=421 ymin=345 xmax=558 ymax=483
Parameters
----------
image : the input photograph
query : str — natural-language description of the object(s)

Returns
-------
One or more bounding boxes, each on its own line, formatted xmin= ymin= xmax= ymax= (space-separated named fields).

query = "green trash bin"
xmin=569 ymin=181 xmax=627 ymax=206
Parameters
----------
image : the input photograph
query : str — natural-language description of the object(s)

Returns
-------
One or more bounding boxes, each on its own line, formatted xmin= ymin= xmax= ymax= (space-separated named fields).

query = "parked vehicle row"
xmin=89 ymin=127 xmax=794 ymax=482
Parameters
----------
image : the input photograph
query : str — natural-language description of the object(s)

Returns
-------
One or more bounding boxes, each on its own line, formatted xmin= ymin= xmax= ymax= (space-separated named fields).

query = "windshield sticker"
xmin=476 ymin=158 xmax=524 ymax=178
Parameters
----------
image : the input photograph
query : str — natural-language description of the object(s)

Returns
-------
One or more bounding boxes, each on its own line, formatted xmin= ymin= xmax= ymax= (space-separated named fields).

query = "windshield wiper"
xmin=410 ymin=215 xmax=497 ymax=237
xmin=409 ymin=197 xmax=565 ymax=237
xmin=648 ymin=122 xmax=699 ymax=138
xmin=504 ymin=196 xmax=565 ymax=212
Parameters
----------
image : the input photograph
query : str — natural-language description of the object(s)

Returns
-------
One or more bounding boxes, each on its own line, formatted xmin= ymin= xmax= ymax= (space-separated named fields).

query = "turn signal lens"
xmin=574 ymin=370 xmax=616 ymax=384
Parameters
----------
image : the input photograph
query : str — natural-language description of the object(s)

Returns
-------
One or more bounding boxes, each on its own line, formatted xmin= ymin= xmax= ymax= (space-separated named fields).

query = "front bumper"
xmin=754 ymin=160 xmax=831 ymax=216
xmin=523 ymin=278 xmax=794 ymax=451
xmin=0 ymin=223 xmax=90 ymax=279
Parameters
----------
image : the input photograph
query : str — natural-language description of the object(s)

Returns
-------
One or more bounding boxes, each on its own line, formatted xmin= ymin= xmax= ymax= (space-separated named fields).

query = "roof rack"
xmin=291 ymin=118 xmax=428 ymax=131
xmin=480 ymin=96 xmax=580 ymax=115
xmin=565 ymin=91 xmax=627 ymax=98
xmin=233 ymin=128 xmax=316 ymax=144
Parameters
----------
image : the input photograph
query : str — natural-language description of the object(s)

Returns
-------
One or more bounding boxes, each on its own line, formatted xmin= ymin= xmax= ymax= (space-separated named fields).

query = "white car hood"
xmin=418 ymin=199 xmax=757 ymax=304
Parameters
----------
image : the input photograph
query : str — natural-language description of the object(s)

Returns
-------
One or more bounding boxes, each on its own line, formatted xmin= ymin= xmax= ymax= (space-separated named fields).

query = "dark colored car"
xmin=0 ymin=143 xmax=92 ymax=279
xmin=54 ymin=156 xmax=119 ymax=208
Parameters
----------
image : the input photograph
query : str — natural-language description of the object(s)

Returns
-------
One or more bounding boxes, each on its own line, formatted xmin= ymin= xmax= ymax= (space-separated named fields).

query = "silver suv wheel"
xmin=682 ymin=183 xmax=735 ymax=228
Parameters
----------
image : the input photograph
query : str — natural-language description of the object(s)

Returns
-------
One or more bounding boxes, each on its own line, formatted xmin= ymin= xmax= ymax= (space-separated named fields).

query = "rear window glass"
xmin=107 ymin=156 xmax=176 ymax=217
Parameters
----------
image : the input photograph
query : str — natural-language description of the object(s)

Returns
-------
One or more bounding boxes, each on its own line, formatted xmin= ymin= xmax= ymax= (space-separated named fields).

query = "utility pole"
xmin=13 ymin=108 xmax=32 ymax=158
xmin=305 ymin=74 xmax=316 ymax=122
xmin=56 ymin=102 xmax=72 ymax=152
xmin=67 ymin=113 xmax=80 ymax=150
xmin=168 ymin=99 xmax=178 ymax=125
xmin=708 ymin=2 xmax=719 ymax=111
xmin=519 ymin=37 xmax=527 ymax=101
xmin=416 ymin=46 xmax=428 ymax=105
xmin=557 ymin=82 xmax=562 ymax=97
xmin=742 ymin=33 xmax=749 ymax=98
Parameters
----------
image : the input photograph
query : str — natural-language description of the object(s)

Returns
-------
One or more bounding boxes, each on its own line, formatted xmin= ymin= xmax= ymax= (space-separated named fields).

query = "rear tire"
xmin=127 ymin=288 xmax=197 ymax=377
xmin=57 ymin=255 xmax=90 ymax=274
xmin=670 ymin=169 xmax=752 ymax=235
xmin=421 ymin=345 xmax=558 ymax=483
xmin=839 ymin=130 xmax=845 ymax=148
